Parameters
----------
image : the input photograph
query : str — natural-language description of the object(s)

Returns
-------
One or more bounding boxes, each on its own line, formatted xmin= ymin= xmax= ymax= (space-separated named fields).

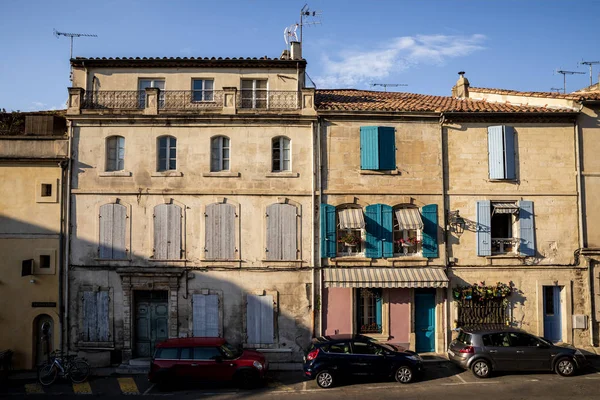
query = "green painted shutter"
xmin=360 ymin=126 xmax=379 ymax=170
xmin=365 ymin=204 xmax=382 ymax=258
xmin=320 ymin=204 xmax=336 ymax=258
xmin=381 ymin=205 xmax=394 ymax=257
xmin=421 ymin=204 xmax=438 ymax=258
xmin=378 ymin=127 xmax=396 ymax=170
xmin=519 ymin=200 xmax=535 ymax=256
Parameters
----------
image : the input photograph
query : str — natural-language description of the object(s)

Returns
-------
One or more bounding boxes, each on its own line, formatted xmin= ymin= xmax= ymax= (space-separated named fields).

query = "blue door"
xmin=543 ymin=286 xmax=562 ymax=342
xmin=415 ymin=290 xmax=436 ymax=353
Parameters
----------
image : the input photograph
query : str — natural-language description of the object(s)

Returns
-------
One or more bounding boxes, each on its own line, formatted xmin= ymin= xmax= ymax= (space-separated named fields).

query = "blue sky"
xmin=1 ymin=0 xmax=599 ymax=111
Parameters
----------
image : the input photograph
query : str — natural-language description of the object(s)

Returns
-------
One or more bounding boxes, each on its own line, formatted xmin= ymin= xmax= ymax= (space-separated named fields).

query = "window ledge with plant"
xmin=99 ymin=171 xmax=132 ymax=177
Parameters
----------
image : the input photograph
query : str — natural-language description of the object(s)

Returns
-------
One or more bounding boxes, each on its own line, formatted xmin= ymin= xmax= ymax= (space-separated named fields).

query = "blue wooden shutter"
xmin=365 ymin=204 xmax=382 ymax=258
xmin=519 ymin=200 xmax=535 ymax=256
xmin=381 ymin=205 xmax=394 ymax=257
xmin=360 ymin=126 xmax=379 ymax=170
xmin=320 ymin=204 xmax=336 ymax=258
xmin=476 ymin=200 xmax=492 ymax=256
xmin=378 ymin=127 xmax=396 ymax=170
xmin=488 ymin=126 xmax=505 ymax=179
xmin=421 ymin=204 xmax=439 ymax=258
xmin=503 ymin=126 xmax=516 ymax=180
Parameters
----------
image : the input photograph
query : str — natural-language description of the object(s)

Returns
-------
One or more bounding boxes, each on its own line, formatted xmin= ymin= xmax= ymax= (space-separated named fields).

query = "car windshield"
xmin=219 ymin=343 xmax=242 ymax=359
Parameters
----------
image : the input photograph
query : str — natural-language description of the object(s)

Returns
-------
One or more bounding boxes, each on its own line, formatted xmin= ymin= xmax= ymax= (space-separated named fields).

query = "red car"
xmin=148 ymin=337 xmax=268 ymax=389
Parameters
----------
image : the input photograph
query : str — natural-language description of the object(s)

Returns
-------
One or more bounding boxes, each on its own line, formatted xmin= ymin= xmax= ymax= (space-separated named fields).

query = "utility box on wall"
xmin=572 ymin=314 xmax=588 ymax=329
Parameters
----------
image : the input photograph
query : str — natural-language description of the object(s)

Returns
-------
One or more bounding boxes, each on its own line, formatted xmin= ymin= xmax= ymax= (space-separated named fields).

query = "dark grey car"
xmin=447 ymin=327 xmax=588 ymax=378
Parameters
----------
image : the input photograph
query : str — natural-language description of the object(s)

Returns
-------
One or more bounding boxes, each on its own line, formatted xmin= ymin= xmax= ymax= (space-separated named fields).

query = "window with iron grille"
xmin=357 ymin=288 xmax=382 ymax=334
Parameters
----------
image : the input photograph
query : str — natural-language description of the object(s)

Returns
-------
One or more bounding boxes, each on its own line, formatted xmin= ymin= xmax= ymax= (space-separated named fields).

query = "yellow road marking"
xmin=73 ymin=381 xmax=93 ymax=394
xmin=118 ymin=377 xmax=140 ymax=395
xmin=25 ymin=383 xmax=44 ymax=394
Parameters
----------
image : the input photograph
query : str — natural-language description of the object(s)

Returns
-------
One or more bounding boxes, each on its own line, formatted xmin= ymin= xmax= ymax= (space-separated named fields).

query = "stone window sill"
xmin=387 ymin=256 xmax=428 ymax=261
xmin=261 ymin=259 xmax=301 ymax=263
xmin=330 ymin=256 xmax=373 ymax=262
xmin=202 ymin=171 xmax=241 ymax=178
xmin=99 ymin=171 xmax=132 ymax=177
xmin=202 ymin=259 xmax=243 ymax=263
xmin=485 ymin=254 xmax=523 ymax=259
xmin=94 ymin=258 xmax=131 ymax=262
xmin=359 ymin=170 xmax=400 ymax=175
xmin=265 ymin=172 xmax=299 ymax=178
xmin=148 ymin=259 xmax=188 ymax=262
xmin=151 ymin=171 xmax=183 ymax=177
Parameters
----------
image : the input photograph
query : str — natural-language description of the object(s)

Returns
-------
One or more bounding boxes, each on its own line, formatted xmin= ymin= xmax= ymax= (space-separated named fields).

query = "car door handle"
xmin=516 ymin=351 xmax=524 ymax=354
xmin=489 ymin=350 xmax=497 ymax=354
xmin=191 ymin=364 xmax=198 ymax=367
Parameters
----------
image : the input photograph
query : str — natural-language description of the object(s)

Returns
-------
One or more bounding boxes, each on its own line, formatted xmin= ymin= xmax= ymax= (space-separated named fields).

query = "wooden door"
xmin=543 ymin=286 xmax=562 ymax=342
xmin=415 ymin=290 xmax=436 ymax=353
xmin=135 ymin=291 xmax=169 ymax=358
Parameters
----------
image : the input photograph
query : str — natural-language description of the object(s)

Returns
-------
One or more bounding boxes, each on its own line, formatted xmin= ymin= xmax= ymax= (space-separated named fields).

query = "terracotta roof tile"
xmin=470 ymin=87 xmax=600 ymax=101
xmin=315 ymin=89 xmax=573 ymax=113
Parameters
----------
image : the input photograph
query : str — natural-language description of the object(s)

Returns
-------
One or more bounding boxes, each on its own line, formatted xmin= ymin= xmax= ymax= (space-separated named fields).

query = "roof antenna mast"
xmin=555 ymin=69 xmax=585 ymax=94
xmin=580 ymin=61 xmax=600 ymax=86
xmin=299 ymin=4 xmax=321 ymax=44
xmin=53 ymin=29 xmax=98 ymax=59
xmin=370 ymin=83 xmax=408 ymax=92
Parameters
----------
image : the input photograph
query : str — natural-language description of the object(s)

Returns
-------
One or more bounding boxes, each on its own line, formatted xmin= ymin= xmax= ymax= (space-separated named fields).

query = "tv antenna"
xmin=580 ymin=61 xmax=600 ymax=86
xmin=550 ymin=87 xmax=563 ymax=93
xmin=556 ymin=69 xmax=585 ymax=94
xmin=370 ymin=83 xmax=408 ymax=92
xmin=299 ymin=4 xmax=322 ymax=44
xmin=54 ymin=29 xmax=97 ymax=59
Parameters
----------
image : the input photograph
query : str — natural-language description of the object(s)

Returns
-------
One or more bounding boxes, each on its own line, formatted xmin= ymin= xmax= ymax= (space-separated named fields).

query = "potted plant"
xmin=339 ymin=232 xmax=360 ymax=247
xmin=397 ymin=237 xmax=420 ymax=247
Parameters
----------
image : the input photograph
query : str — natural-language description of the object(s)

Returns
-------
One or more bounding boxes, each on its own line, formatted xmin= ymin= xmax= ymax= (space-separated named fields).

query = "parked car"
xmin=303 ymin=334 xmax=423 ymax=388
xmin=447 ymin=327 xmax=588 ymax=378
xmin=148 ymin=337 xmax=268 ymax=389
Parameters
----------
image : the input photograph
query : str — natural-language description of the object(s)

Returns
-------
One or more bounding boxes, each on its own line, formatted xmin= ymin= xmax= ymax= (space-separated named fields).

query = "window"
xmin=192 ymin=294 xmax=219 ymax=337
xmin=324 ymin=342 xmax=350 ymax=354
xmin=482 ymin=332 xmax=510 ymax=347
xmin=106 ymin=136 xmax=125 ymax=172
xmin=153 ymin=203 xmax=182 ymax=260
xmin=192 ymin=79 xmax=214 ymax=102
xmin=246 ymin=294 xmax=274 ymax=344
xmin=194 ymin=347 xmax=222 ymax=360
xmin=272 ymin=137 xmax=291 ymax=172
xmin=99 ymin=203 xmax=127 ymax=259
xmin=356 ymin=288 xmax=382 ymax=334
xmin=393 ymin=206 xmax=423 ymax=256
xmin=205 ymin=203 xmax=236 ymax=260
xmin=81 ymin=291 xmax=110 ymax=342
xmin=488 ymin=125 xmax=516 ymax=180
xmin=41 ymin=184 xmax=52 ymax=197
xmin=266 ymin=203 xmax=298 ymax=260
xmin=241 ymin=79 xmax=267 ymax=108
xmin=139 ymin=79 xmax=165 ymax=108
xmin=336 ymin=206 xmax=365 ymax=256
xmin=477 ymin=200 xmax=535 ymax=256
xmin=508 ymin=332 xmax=539 ymax=347
xmin=360 ymin=126 xmax=396 ymax=170
xmin=352 ymin=341 xmax=384 ymax=355
xmin=457 ymin=332 xmax=472 ymax=345
xmin=544 ymin=286 xmax=555 ymax=316
xmin=154 ymin=347 xmax=179 ymax=359
xmin=180 ymin=348 xmax=193 ymax=360
xmin=158 ymin=136 xmax=177 ymax=172
xmin=39 ymin=255 xmax=51 ymax=269
xmin=210 ymin=136 xmax=230 ymax=172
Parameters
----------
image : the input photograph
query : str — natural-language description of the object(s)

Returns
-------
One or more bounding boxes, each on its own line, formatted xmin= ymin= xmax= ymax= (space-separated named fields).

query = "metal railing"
xmin=82 ymin=91 xmax=142 ymax=109
xmin=491 ymin=237 xmax=519 ymax=254
xmin=161 ymin=90 xmax=224 ymax=110
xmin=238 ymin=90 xmax=299 ymax=110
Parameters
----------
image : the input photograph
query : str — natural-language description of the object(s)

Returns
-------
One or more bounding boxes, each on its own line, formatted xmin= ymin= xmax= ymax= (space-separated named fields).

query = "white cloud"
xmin=314 ymin=34 xmax=486 ymax=88
xmin=29 ymin=100 xmax=67 ymax=111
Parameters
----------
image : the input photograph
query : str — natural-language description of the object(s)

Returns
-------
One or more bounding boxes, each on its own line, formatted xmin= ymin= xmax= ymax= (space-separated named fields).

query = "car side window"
xmin=509 ymin=333 xmax=539 ymax=347
xmin=155 ymin=347 xmax=179 ymax=359
xmin=194 ymin=347 xmax=223 ymax=360
xmin=486 ymin=332 xmax=511 ymax=347
xmin=352 ymin=341 xmax=382 ymax=355
xmin=325 ymin=342 xmax=350 ymax=354
xmin=180 ymin=348 xmax=193 ymax=360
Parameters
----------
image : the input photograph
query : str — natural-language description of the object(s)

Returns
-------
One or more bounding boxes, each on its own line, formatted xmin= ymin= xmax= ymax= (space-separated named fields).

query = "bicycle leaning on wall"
xmin=37 ymin=351 xmax=91 ymax=386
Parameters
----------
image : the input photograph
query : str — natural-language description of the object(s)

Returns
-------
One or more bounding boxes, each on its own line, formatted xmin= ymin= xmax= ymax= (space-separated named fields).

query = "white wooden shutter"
xmin=167 ymin=204 xmax=182 ymax=259
xmin=246 ymin=294 xmax=274 ymax=344
xmin=82 ymin=291 xmax=109 ymax=342
xmin=266 ymin=204 xmax=282 ymax=260
xmin=193 ymin=294 xmax=220 ymax=337
xmin=112 ymin=204 xmax=127 ymax=259
xmin=99 ymin=204 xmax=114 ymax=259
xmin=206 ymin=203 xmax=235 ymax=259
xmin=154 ymin=204 xmax=168 ymax=259
xmin=259 ymin=294 xmax=274 ymax=344
xmin=266 ymin=203 xmax=297 ymax=261
xmin=96 ymin=291 xmax=110 ymax=341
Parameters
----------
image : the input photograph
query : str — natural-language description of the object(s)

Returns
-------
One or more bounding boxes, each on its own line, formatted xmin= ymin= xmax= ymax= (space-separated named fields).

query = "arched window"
xmin=106 ymin=136 xmax=125 ymax=172
xmin=272 ymin=136 xmax=291 ymax=172
xmin=158 ymin=136 xmax=177 ymax=171
xmin=211 ymin=136 xmax=230 ymax=172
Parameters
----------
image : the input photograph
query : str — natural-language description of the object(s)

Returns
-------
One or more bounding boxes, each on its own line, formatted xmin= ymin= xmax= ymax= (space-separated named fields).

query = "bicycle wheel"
xmin=38 ymin=363 xmax=57 ymax=386
xmin=69 ymin=360 xmax=90 ymax=383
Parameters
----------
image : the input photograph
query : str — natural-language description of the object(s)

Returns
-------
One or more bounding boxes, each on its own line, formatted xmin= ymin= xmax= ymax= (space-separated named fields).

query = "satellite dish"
xmin=284 ymin=24 xmax=298 ymax=45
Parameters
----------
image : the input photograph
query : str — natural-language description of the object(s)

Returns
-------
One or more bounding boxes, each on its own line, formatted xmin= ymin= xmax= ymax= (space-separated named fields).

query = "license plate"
xmin=448 ymin=350 xmax=455 ymax=357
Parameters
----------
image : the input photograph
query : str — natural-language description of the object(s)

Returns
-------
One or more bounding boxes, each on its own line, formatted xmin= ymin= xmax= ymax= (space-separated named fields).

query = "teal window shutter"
xmin=381 ymin=205 xmax=394 ymax=257
xmin=421 ymin=204 xmax=438 ymax=258
xmin=476 ymin=200 xmax=492 ymax=256
xmin=519 ymin=200 xmax=535 ymax=256
xmin=503 ymin=126 xmax=516 ymax=180
xmin=360 ymin=126 xmax=379 ymax=170
xmin=320 ymin=204 xmax=336 ymax=258
xmin=375 ymin=295 xmax=382 ymax=328
xmin=365 ymin=204 xmax=382 ymax=258
xmin=378 ymin=127 xmax=396 ymax=170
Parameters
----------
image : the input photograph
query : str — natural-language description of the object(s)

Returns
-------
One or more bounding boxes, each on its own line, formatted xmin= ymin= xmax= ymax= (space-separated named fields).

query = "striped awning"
xmin=324 ymin=268 xmax=448 ymax=289
xmin=493 ymin=203 xmax=519 ymax=214
xmin=338 ymin=208 xmax=366 ymax=229
xmin=394 ymin=208 xmax=424 ymax=230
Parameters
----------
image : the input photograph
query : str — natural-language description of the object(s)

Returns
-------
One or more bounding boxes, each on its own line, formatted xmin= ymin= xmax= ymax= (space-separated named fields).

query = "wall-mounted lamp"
xmin=448 ymin=210 xmax=465 ymax=236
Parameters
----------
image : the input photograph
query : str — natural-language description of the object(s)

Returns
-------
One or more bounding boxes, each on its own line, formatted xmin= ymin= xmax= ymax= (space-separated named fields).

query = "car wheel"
xmin=555 ymin=357 xmax=576 ymax=377
xmin=471 ymin=359 xmax=491 ymax=379
xmin=316 ymin=370 xmax=334 ymax=388
xmin=394 ymin=365 xmax=414 ymax=384
xmin=236 ymin=369 xmax=258 ymax=389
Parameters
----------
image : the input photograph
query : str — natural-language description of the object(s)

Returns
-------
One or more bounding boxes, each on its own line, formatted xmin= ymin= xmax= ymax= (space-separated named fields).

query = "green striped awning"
xmin=394 ymin=208 xmax=424 ymax=230
xmin=324 ymin=267 xmax=448 ymax=288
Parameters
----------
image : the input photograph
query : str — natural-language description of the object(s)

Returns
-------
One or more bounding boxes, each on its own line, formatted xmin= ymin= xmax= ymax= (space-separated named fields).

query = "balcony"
xmin=81 ymin=90 xmax=225 ymax=110
xmin=237 ymin=91 xmax=299 ymax=110
xmin=491 ymin=237 xmax=519 ymax=254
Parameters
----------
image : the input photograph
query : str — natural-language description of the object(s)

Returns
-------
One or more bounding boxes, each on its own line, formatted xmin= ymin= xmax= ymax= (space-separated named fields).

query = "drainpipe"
xmin=309 ymin=120 xmax=316 ymax=337
xmin=63 ymin=120 xmax=74 ymax=351
xmin=58 ymin=157 xmax=67 ymax=354
xmin=440 ymin=114 xmax=449 ymax=353
xmin=316 ymin=118 xmax=323 ymax=337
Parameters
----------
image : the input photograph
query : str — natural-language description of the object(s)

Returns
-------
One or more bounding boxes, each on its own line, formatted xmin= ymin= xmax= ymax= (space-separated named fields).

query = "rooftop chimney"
xmin=452 ymin=71 xmax=470 ymax=99
xmin=290 ymin=41 xmax=302 ymax=60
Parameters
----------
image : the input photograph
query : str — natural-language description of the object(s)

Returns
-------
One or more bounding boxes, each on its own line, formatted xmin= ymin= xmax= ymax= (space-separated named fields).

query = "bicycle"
xmin=38 ymin=351 xmax=91 ymax=386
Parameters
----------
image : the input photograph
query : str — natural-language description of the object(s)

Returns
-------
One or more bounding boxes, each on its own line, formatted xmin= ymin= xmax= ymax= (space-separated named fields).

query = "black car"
xmin=303 ymin=334 xmax=423 ymax=388
xmin=448 ymin=327 xmax=588 ymax=378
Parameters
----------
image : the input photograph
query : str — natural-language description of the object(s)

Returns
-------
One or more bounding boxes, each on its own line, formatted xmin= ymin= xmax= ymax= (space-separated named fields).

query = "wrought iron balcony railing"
xmin=82 ymin=91 xmax=142 ymax=109
xmin=161 ymin=90 xmax=224 ymax=110
xmin=238 ymin=90 xmax=299 ymax=110
xmin=491 ymin=237 xmax=519 ymax=254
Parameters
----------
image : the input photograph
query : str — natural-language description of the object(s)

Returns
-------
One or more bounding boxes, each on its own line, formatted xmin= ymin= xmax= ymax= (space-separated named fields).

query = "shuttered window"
xmin=476 ymin=200 xmax=492 ymax=256
xmin=266 ymin=203 xmax=298 ymax=260
xmin=320 ymin=204 xmax=336 ymax=258
xmin=421 ymin=204 xmax=439 ymax=258
xmin=154 ymin=203 xmax=182 ymax=260
xmin=518 ymin=201 xmax=535 ymax=256
xmin=99 ymin=203 xmax=127 ymax=259
xmin=192 ymin=294 xmax=220 ymax=337
xmin=82 ymin=291 xmax=110 ymax=342
xmin=488 ymin=125 xmax=516 ymax=180
xmin=106 ymin=136 xmax=125 ymax=171
xmin=360 ymin=126 xmax=396 ymax=170
xmin=246 ymin=294 xmax=274 ymax=344
xmin=205 ymin=203 xmax=235 ymax=260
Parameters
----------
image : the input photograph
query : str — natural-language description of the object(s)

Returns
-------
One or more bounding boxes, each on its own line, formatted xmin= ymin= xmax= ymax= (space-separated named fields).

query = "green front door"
xmin=135 ymin=291 xmax=169 ymax=358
